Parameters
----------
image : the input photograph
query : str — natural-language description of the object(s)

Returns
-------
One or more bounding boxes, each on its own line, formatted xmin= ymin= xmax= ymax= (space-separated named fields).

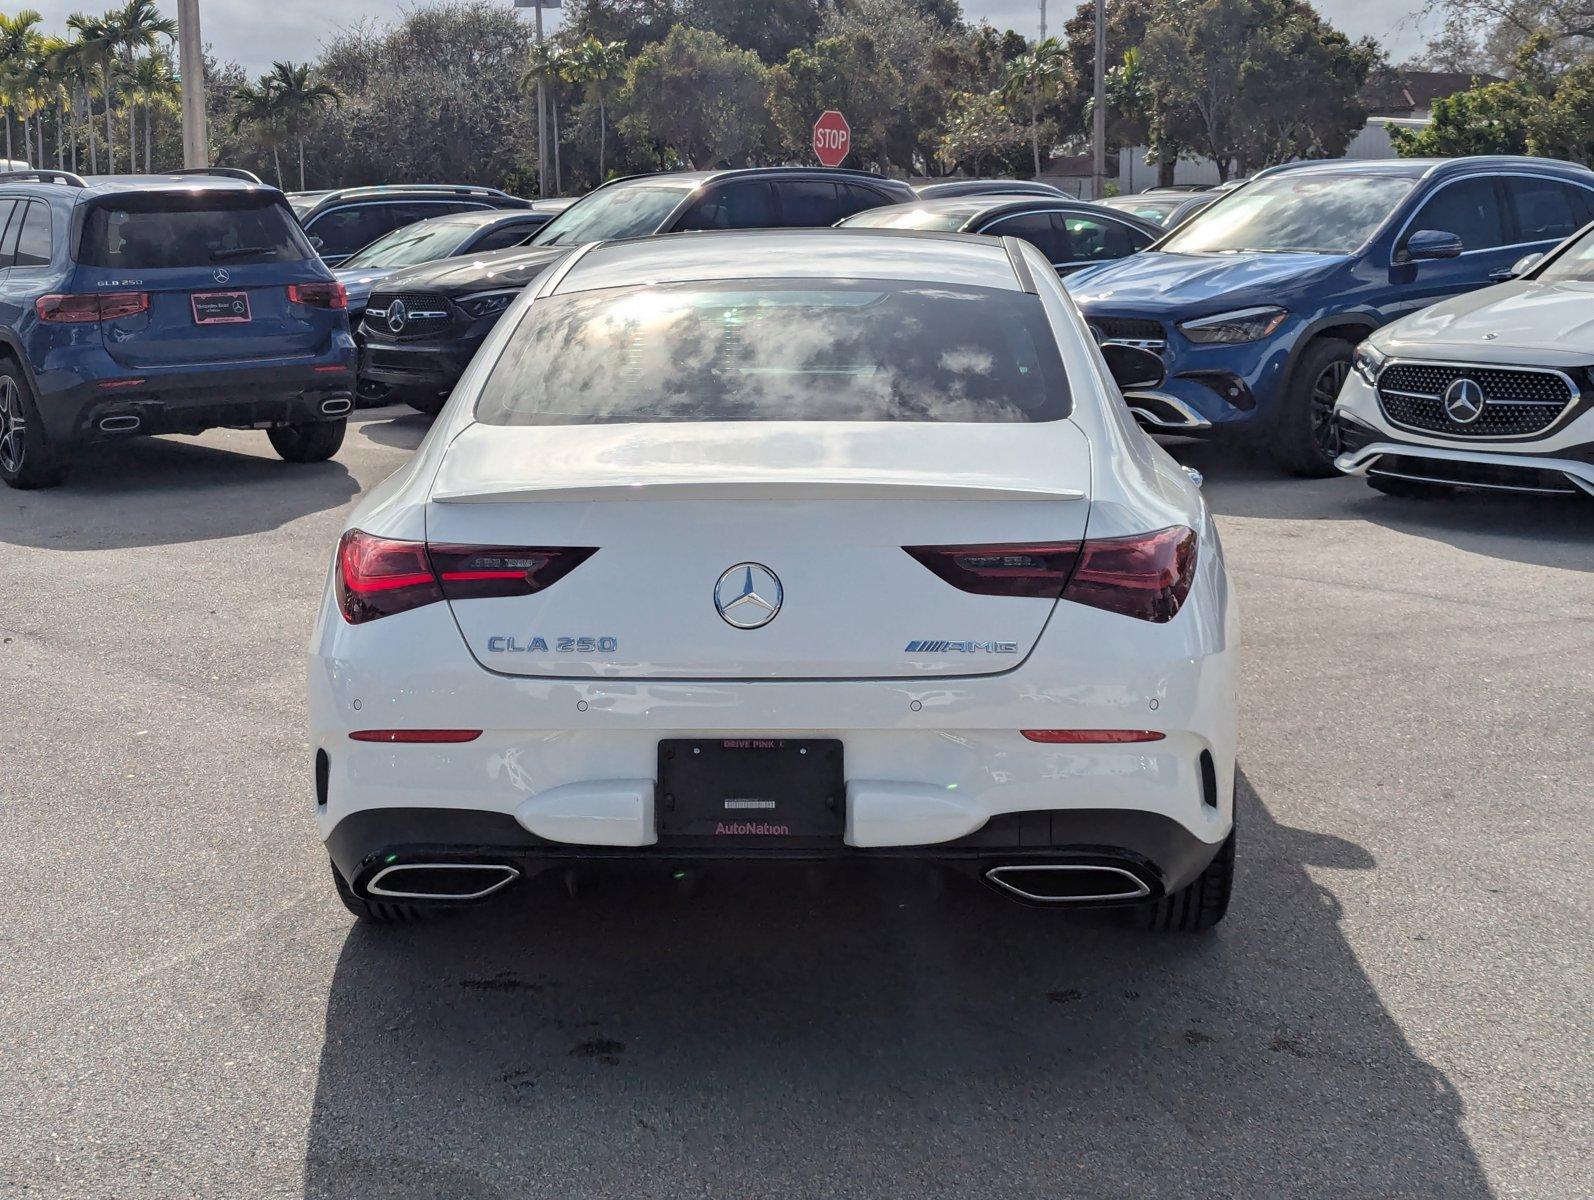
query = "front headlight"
xmin=458 ymin=290 xmax=518 ymax=320
xmin=1177 ymin=306 xmax=1288 ymax=344
xmin=1352 ymin=342 xmax=1387 ymax=386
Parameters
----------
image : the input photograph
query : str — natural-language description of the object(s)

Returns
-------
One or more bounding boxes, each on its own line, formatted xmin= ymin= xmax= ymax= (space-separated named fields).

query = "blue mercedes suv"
xmin=1067 ymin=156 xmax=1594 ymax=473
xmin=0 ymin=169 xmax=356 ymax=489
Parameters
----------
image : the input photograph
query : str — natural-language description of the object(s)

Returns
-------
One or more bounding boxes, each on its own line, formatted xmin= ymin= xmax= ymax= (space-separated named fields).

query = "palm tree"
xmin=261 ymin=61 xmax=338 ymax=191
xmin=56 ymin=23 xmax=101 ymax=172
xmin=67 ymin=12 xmax=116 ymax=172
xmin=232 ymin=77 xmax=285 ymax=186
xmin=128 ymin=50 xmax=177 ymax=171
xmin=0 ymin=9 xmax=43 ymax=164
xmin=560 ymin=37 xmax=626 ymax=183
xmin=520 ymin=42 xmax=567 ymax=194
xmin=109 ymin=0 xmax=176 ymax=169
xmin=1002 ymin=37 xmax=1068 ymax=179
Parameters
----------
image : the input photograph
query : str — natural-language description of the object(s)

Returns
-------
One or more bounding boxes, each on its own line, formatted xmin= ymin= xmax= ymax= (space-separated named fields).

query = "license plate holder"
xmin=657 ymin=738 xmax=844 ymax=847
xmin=191 ymin=291 xmax=251 ymax=325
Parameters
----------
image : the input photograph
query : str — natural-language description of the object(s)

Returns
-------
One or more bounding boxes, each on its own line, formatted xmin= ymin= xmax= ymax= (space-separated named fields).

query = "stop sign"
xmin=812 ymin=110 xmax=851 ymax=168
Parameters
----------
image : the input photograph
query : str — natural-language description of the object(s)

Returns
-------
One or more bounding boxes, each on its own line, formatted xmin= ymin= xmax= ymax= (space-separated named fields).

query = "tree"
xmin=937 ymin=89 xmax=1028 ymax=176
xmin=560 ymin=36 xmax=627 ymax=181
xmin=231 ymin=77 xmax=285 ymax=185
xmin=520 ymin=40 xmax=568 ymax=193
xmin=0 ymin=9 xmax=43 ymax=164
xmin=67 ymin=13 xmax=117 ymax=172
xmin=108 ymin=0 xmax=176 ymax=170
xmin=614 ymin=25 xmax=770 ymax=168
xmin=1002 ymin=37 xmax=1068 ymax=178
xmin=767 ymin=32 xmax=904 ymax=169
xmin=127 ymin=50 xmax=176 ymax=171
xmin=1415 ymin=0 xmax=1593 ymax=76
xmin=263 ymin=61 xmax=339 ymax=190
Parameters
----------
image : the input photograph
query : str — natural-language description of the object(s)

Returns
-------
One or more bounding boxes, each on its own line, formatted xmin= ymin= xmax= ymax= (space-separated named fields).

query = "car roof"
xmin=596 ymin=166 xmax=913 ymax=192
xmin=915 ymin=179 xmax=1064 ymax=197
xmin=0 ymin=171 xmax=286 ymax=201
xmin=1247 ymin=155 xmax=1594 ymax=183
xmin=556 ymin=228 xmax=1024 ymax=294
xmin=849 ymin=195 xmax=1161 ymax=234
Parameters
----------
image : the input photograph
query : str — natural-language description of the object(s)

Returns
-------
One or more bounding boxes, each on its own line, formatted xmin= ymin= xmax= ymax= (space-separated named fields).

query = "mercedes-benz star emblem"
xmin=212 ymin=268 xmax=230 ymax=284
xmin=1442 ymin=377 xmax=1486 ymax=425
xmin=714 ymin=563 xmax=782 ymax=629
xmin=386 ymin=299 xmax=408 ymax=334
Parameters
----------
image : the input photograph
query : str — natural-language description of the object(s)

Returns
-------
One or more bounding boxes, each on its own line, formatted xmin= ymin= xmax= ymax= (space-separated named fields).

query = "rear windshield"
xmin=475 ymin=278 xmax=1071 ymax=426
xmin=839 ymin=206 xmax=972 ymax=231
xmin=79 ymin=192 xmax=313 ymax=268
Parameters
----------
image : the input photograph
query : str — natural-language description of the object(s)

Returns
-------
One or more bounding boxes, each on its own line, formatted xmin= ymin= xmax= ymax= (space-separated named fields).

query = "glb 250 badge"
xmin=486 ymin=635 xmax=618 ymax=653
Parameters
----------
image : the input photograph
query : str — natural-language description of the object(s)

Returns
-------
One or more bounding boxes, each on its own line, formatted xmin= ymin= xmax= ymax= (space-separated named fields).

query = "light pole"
xmin=515 ymin=0 xmax=558 ymax=198
xmin=1039 ymin=0 xmax=1047 ymax=41
xmin=177 ymin=0 xmax=208 ymax=168
xmin=1091 ymin=0 xmax=1106 ymax=199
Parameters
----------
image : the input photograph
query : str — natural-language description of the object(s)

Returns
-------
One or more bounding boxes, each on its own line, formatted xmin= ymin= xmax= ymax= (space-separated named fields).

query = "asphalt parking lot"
xmin=2 ymin=407 xmax=1589 ymax=1199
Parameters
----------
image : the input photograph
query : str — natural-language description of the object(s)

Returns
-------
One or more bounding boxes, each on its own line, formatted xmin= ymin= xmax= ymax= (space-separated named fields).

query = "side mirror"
xmin=1509 ymin=252 xmax=1543 ymax=278
xmin=309 ymin=235 xmax=325 ymax=250
xmin=1101 ymin=343 xmax=1165 ymax=391
xmin=1397 ymin=229 xmax=1463 ymax=263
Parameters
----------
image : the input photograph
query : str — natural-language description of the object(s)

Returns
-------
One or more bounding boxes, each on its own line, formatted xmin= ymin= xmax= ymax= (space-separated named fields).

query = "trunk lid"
xmin=426 ymin=421 xmax=1093 ymax=680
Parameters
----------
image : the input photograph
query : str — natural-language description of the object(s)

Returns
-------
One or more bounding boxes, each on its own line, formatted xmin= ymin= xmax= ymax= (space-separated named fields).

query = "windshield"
xmin=1535 ymin=226 xmax=1594 ymax=281
xmin=342 ymin=220 xmax=477 ymax=268
xmin=528 ymin=184 xmax=688 ymax=247
xmin=80 ymin=192 xmax=314 ymax=267
xmin=838 ymin=207 xmax=970 ymax=231
xmin=1160 ymin=175 xmax=1417 ymax=254
xmin=476 ymin=279 xmax=1071 ymax=426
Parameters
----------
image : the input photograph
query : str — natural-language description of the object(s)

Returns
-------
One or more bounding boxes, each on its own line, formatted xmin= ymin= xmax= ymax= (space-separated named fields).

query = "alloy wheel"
xmin=0 ymin=376 xmax=23 ymax=475
xmin=1310 ymin=359 xmax=1349 ymax=459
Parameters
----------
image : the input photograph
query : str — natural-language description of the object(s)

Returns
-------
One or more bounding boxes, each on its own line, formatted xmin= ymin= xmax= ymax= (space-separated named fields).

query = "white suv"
xmin=1333 ymin=225 xmax=1594 ymax=499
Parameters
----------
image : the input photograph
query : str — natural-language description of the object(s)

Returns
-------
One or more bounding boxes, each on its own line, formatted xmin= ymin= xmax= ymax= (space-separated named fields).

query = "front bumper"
xmin=1334 ymin=371 xmax=1594 ymax=496
xmin=359 ymin=335 xmax=484 ymax=394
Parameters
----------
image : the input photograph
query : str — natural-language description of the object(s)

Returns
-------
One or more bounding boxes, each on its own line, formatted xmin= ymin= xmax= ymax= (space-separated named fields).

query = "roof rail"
xmin=322 ymin=183 xmax=515 ymax=202
xmin=169 ymin=166 xmax=264 ymax=184
xmin=0 ymin=169 xmax=87 ymax=188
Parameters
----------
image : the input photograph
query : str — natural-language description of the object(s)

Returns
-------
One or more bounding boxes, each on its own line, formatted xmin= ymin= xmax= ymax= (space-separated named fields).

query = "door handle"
xmin=1487 ymin=267 xmax=1515 ymax=282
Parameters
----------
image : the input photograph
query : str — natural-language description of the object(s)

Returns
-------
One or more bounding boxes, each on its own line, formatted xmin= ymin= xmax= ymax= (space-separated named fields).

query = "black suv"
xmin=288 ymin=185 xmax=531 ymax=268
xmin=360 ymin=168 xmax=916 ymax=413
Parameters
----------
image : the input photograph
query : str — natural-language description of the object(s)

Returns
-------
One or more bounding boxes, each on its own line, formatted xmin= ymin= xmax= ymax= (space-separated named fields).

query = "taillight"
xmin=335 ymin=530 xmax=597 ymax=624
xmin=427 ymin=545 xmax=597 ymax=601
xmin=1021 ymin=730 xmax=1166 ymax=743
xmin=349 ymin=729 xmax=482 ymax=743
xmin=901 ymin=543 xmax=1080 ymax=598
xmin=904 ymin=526 xmax=1197 ymax=623
xmin=35 ymin=292 xmax=150 ymax=323
xmin=288 ymin=281 xmax=347 ymax=309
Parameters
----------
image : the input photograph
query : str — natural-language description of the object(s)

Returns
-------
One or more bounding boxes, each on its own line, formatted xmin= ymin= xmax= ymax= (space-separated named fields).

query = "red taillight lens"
xmin=901 ymin=542 xmax=1081 ymax=599
xmin=1062 ymin=526 xmax=1197 ymax=623
xmin=904 ymin=526 xmax=1197 ymax=622
xmin=427 ymin=544 xmax=597 ymax=601
xmin=1021 ymin=729 xmax=1166 ymax=743
xmin=335 ymin=531 xmax=598 ymax=623
xmin=336 ymin=530 xmax=443 ymax=624
xmin=36 ymin=292 xmax=150 ymax=323
xmin=288 ymin=281 xmax=348 ymax=310
xmin=349 ymin=729 xmax=482 ymax=743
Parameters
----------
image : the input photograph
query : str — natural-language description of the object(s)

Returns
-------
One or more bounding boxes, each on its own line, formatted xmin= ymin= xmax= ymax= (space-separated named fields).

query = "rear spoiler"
xmin=431 ymin=477 xmax=1085 ymax=504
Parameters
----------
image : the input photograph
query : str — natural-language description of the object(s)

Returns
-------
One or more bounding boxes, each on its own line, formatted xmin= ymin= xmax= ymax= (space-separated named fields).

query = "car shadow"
xmin=1171 ymin=441 xmax=1593 ymax=573
xmin=355 ymin=408 xmax=434 ymax=450
xmin=0 ymin=436 xmax=360 ymax=551
xmin=301 ymin=773 xmax=1491 ymax=1199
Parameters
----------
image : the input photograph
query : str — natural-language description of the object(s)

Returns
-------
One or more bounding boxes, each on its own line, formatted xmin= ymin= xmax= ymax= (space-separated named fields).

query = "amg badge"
xmin=904 ymin=640 xmax=1020 ymax=653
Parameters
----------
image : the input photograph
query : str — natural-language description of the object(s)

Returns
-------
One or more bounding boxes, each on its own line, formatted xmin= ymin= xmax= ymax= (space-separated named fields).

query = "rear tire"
xmin=1272 ymin=337 xmax=1353 ymax=478
xmin=330 ymin=861 xmax=427 ymax=924
xmin=0 ymin=360 xmax=68 ymax=490
xmin=1367 ymin=472 xmax=1451 ymax=499
xmin=1142 ymin=828 xmax=1234 ymax=932
xmin=268 ymin=417 xmax=346 ymax=463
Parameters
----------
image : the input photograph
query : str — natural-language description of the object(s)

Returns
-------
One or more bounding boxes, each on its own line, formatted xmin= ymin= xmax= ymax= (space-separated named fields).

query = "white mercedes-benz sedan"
xmin=309 ymin=229 xmax=1239 ymax=931
xmin=1334 ymin=222 xmax=1594 ymax=499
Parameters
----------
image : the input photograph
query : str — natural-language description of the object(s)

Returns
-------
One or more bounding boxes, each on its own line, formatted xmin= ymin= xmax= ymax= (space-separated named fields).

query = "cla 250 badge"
xmin=486 ymin=635 xmax=618 ymax=653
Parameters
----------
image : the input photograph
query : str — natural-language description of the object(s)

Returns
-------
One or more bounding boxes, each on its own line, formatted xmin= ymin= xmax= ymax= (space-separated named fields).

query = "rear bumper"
xmin=32 ymin=341 xmax=357 ymax=444
xmin=325 ymin=805 xmax=1227 ymax=904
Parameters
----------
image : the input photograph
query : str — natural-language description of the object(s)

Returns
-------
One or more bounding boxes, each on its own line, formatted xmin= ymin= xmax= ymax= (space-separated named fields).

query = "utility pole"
xmin=515 ymin=0 xmax=552 ymax=198
xmin=177 ymin=0 xmax=208 ymax=168
xmin=1039 ymin=0 xmax=1047 ymax=42
xmin=1091 ymin=0 xmax=1106 ymax=199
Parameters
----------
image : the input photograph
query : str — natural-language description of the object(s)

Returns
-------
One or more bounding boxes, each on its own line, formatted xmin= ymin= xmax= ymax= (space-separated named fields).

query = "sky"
xmin=18 ymin=0 xmax=1438 ymax=74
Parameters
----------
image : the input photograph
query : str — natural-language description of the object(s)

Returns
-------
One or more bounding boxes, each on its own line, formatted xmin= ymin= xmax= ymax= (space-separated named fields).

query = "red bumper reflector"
xmin=1020 ymin=729 xmax=1166 ymax=743
xmin=349 ymin=729 xmax=482 ymax=743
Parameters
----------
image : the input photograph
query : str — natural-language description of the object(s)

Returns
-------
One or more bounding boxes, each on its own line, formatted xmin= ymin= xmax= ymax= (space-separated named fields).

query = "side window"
xmin=675 ymin=182 xmax=778 ymax=231
xmin=470 ymin=222 xmax=541 ymax=252
xmin=13 ymin=201 xmax=51 ymax=267
xmin=306 ymin=205 xmax=403 ymax=258
xmin=1407 ymin=178 xmax=1507 ymax=252
xmin=835 ymin=183 xmax=890 ymax=220
xmin=1061 ymin=214 xmax=1149 ymax=262
xmin=984 ymin=212 xmax=1070 ymax=262
xmin=1505 ymin=177 xmax=1588 ymax=243
xmin=0 ymin=200 xmax=18 ymax=267
xmin=776 ymin=180 xmax=845 ymax=227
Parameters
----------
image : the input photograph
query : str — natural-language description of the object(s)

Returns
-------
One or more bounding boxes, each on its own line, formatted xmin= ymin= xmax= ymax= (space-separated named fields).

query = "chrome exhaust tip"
xmin=365 ymin=862 xmax=520 ymax=901
xmin=320 ymin=397 xmax=353 ymax=416
xmin=984 ymin=863 xmax=1151 ymax=904
xmin=98 ymin=414 xmax=141 ymax=432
